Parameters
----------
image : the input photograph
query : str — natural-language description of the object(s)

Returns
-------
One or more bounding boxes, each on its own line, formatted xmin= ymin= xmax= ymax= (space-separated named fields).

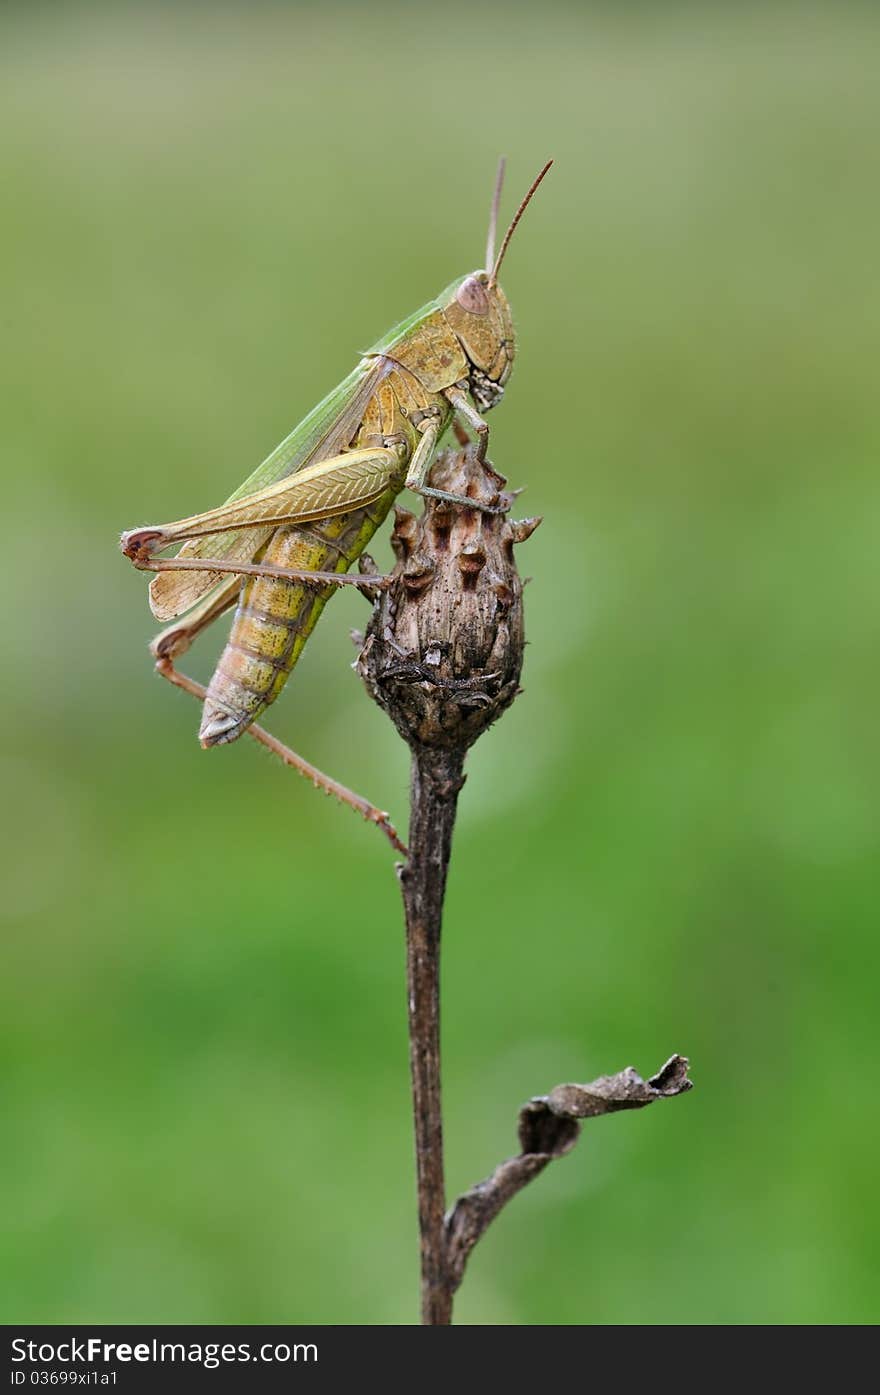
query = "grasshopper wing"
xmin=149 ymin=357 xmax=389 ymax=621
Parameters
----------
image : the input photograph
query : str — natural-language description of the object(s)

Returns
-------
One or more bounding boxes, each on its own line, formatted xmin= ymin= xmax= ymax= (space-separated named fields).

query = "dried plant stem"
xmin=399 ymin=747 xmax=465 ymax=1325
xmin=359 ymin=447 xmax=692 ymax=1325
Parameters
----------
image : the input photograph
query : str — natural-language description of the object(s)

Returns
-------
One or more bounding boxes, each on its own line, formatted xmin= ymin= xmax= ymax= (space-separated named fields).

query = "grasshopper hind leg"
xmin=153 ymin=657 xmax=406 ymax=854
xmin=150 ymin=577 xmax=243 ymax=661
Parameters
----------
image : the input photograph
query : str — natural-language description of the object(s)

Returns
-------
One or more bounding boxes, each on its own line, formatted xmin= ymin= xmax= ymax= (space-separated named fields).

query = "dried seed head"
xmin=402 ymin=551 xmax=436 ymax=598
xmin=457 ymin=543 xmax=488 ymax=589
xmin=391 ymin=505 xmax=419 ymax=559
xmin=357 ymin=446 xmax=536 ymax=753
xmin=507 ymin=516 xmax=542 ymax=545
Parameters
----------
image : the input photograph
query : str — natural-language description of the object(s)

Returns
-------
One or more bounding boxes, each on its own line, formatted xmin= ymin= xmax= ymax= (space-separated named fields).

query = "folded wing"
xmin=149 ymin=357 xmax=388 ymax=621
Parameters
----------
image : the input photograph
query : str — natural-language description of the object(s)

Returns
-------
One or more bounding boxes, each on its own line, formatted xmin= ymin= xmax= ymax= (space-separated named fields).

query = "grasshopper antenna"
xmin=485 ymin=156 xmax=507 ymax=271
xmin=489 ymin=158 xmax=553 ymax=288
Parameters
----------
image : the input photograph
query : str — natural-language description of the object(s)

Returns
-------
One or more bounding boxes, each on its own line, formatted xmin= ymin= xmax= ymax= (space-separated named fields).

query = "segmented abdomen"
xmin=198 ymin=497 xmax=392 ymax=747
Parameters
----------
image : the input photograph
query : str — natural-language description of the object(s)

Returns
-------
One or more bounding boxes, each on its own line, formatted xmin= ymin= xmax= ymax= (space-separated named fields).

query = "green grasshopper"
xmin=121 ymin=159 xmax=551 ymax=843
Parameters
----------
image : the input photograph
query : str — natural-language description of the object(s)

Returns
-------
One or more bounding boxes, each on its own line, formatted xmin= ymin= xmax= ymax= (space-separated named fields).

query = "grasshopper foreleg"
xmin=154 ymin=656 xmax=406 ymax=855
xmin=444 ymin=384 xmax=490 ymax=463
xmin=405 ymin=410 xmax=504 ymax=516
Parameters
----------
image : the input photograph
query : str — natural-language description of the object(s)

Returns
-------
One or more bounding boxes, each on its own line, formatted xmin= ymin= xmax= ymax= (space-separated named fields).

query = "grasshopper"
xmin=121 ymin=159 xmax=551 ymax=845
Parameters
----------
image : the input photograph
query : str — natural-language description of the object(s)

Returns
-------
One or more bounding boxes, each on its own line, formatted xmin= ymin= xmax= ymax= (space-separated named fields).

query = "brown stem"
xmin=357 ymin=446 xmax=534 ymax=1324
xmin=398 ymin=746 xmax=465 ymax=1326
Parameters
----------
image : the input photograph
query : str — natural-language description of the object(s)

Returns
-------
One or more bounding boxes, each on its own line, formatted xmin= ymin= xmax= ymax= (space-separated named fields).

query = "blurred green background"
xmin=2 ymin=1 xmax=878 ymax=1325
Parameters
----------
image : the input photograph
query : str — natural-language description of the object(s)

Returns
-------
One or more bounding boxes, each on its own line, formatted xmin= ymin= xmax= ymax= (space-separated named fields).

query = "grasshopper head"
xmin=443 ymin=272 xmax=515 ymax=412
xmin=443 ymin=160 xmax=552 ymax=414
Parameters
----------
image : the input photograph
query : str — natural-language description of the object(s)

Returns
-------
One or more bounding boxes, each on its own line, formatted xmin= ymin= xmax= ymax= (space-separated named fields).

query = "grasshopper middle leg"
xmin=405 ymin=411 xmax=505 ymax=515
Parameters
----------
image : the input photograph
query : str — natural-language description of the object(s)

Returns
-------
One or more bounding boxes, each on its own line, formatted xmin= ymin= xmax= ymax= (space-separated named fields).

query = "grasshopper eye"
xmin=456 ymin=276 xmax=489 ymax=316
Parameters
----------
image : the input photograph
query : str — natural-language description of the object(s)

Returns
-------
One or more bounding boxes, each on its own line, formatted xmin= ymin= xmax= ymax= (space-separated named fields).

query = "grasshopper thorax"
xmin=443 ymin=271 xmax=515 ymax=413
